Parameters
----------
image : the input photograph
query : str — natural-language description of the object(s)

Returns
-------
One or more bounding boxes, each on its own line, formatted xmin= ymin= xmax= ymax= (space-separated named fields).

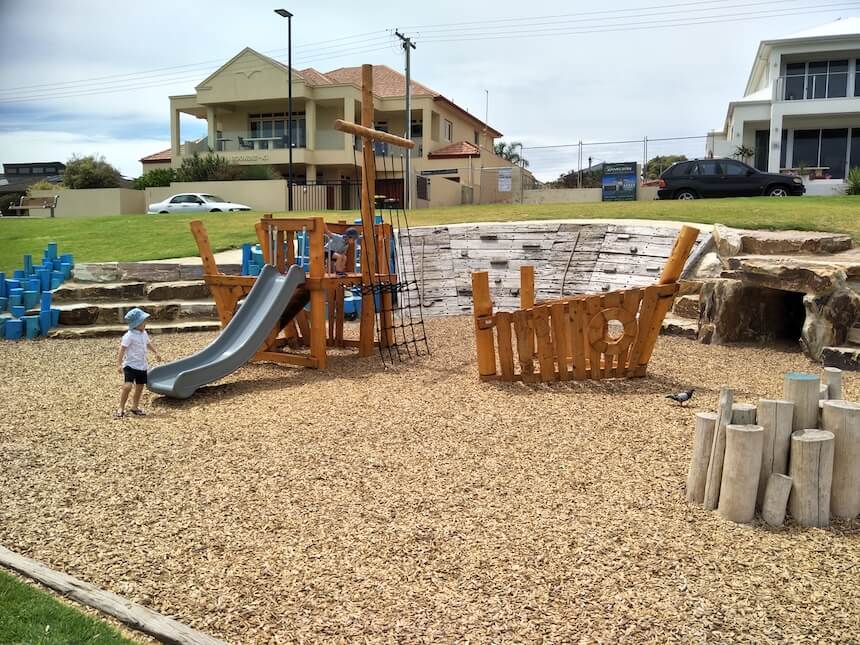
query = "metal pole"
xmin=643 ymin=136 xmax=647 ymax=181
xmin=578 ymin=140 xmax=583 ymax=189
xmin=395 ymin=31 xmax=416 ymax=210
xmin=287 ymin=13 xmax=293 ymax=211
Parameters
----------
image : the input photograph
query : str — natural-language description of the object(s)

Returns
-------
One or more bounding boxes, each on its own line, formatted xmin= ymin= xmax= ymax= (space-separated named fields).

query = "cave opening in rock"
xmin=755 ymin=287 xmax=806 ymax=344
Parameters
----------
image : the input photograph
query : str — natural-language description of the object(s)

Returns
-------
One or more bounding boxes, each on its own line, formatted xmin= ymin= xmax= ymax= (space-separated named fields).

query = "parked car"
xmin=147 ymin=193 xmax=252 ymax=214
xmin=657 ymin=159 xmax=805 ymax=200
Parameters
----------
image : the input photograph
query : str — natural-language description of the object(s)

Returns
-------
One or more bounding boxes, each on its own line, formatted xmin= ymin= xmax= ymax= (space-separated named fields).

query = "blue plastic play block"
xmin=23 ymin=290 xmax=39 ymax=309
xmin=23 ymin=254 xmax=32 ymax=275
xmin=51 ymin=259 xmax=62 ymax=271
xmin=0 ymin=315 xmax=8 ymax=335
xmin=39 ymin=311 xmax=52 ymax=336
xmin=50 ymin=276 xmax=63 ymax=290
xmin=27 ymin=277 xmax=40 ymax=293
xmin=23 ymin=315 xmax=39 ymax=339
xmin=5 ymin=318 xmax=23 ymax=340
xmin=60 ymin=262 xmax=72 ymax=279
xmin=60 ymin=253 xmax=74 ymax=267
xmin=40 ymin=292 xmax=52 ymax=312
xmin=0 ymin=297 xmax=7 ymax=312
xmin=344 ymin=292 xmax=361 ymax=316
xmin=9 ymin=294 xmax=22 ymax=309
xmin=0 ymin=272 xmax=5 ymax=298
xmin=46 ymin=242 xmax=58 ymax=260
xmin=51 ymin=308 xmax=60 ymax=327
xmin=37 ymin=269 xmax=50 ymax=291
xmin=241 ymin=243 xmax=252 ymax=275
xmin=12 ymin=270 xmax=25 ymax=280
xmin=11 ymin=305 xmax=25 ymax=318
xmin=5 ymin=279 xmax=21 ymax=292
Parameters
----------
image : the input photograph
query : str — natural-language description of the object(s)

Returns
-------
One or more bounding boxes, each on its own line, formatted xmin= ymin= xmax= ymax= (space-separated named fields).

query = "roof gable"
xmin=322 ymin=64 xmax=437 ymax=98
xmin=428 ymin=140 xmax=481 ymax=159
xmin=195 ymin=47 xmax=305 ymax=90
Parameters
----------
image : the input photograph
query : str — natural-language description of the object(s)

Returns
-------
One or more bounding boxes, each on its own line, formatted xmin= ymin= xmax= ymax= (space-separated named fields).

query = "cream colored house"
xmin=707 ymin=18 xmax=860 ymax=192
xmin=141 ymin=47 xmax=528 ymax=207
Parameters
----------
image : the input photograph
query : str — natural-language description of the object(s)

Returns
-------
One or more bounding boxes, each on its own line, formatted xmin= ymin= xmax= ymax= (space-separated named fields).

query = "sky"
xmin=0 ymin=0 xmax=857 ymax=181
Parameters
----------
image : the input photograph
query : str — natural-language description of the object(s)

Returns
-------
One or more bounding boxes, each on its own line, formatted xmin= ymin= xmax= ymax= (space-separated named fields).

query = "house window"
xmin=785 ymin=60 xmax=849 ymax=99
xmin=473 ymin=130 xmax=479 ymax=145
xmin=5 ymin=168 xmax=16 ymax=174
xmin=850 ymin=129 xmax=860 ymax=171
xmin=791 ymin=128 xmax=849 ymax=179
xmin=248 ymin=112 xmax=305 ymax=149
xmin=444 ymin=119 xmax=453 ymax=142
xmin=411 ymin=119 xmax=423 ymax=138
xmin=32 ymin=167 xmax=44 ymax=174
xmin=855 ymin=60 xmax=860 ymax=97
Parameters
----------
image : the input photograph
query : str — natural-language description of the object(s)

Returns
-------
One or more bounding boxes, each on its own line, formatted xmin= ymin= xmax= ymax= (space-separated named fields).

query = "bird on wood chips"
xmin=667 ymin=388 xmax=695 ymax=405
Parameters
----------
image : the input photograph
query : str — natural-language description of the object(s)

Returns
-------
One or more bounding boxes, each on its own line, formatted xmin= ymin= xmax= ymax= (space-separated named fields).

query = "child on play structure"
xmin=324 ymin=226 xmax=360 ymax=275
xmin=115 ymin=307 xmax=162 ymax=418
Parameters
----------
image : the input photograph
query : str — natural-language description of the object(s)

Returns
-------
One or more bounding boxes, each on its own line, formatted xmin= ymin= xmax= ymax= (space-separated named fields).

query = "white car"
xmin=147 ymin=193 xmax=252 ymax=214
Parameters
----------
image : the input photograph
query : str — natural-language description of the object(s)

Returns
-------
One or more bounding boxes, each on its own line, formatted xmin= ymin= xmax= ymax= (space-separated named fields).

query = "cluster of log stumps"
xmin=687 ymin=368 xmax=860 ymax=527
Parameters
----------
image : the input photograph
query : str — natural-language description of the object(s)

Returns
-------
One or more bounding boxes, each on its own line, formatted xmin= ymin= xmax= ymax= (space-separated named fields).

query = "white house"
xmin=707 ymin=18 xmax=860 ymax=189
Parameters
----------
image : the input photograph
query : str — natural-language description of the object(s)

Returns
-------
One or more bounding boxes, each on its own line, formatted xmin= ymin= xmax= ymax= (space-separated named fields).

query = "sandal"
xmin=114 ymin=409 xmax=124 ymax=418
xmin=129 ymin=408 xmax=147 ymax=416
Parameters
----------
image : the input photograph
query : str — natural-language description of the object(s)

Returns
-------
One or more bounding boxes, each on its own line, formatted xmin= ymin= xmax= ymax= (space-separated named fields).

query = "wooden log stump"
xmin=762 ymin=473 xmax=792 ymax=527
xmin=784 ymin=372 xmax=820 ymax=432
xmin=718 ymin=424 xmax=764 ymax=524
xmin=788 ymin=429 xmax=835 ymax=528
xmin=731 ymin=403 xmax=756 ymax=425
xmin=822 ymin=367 xmax=843 ymax=401
xmin=704 ymin=387 xmax=734 ymax=511
xmin=686 ymin=411 xmax=717 ymax=505
xmin=821 ymin=400 xmax=860 ymax=520
xmin=756 ymin=399 xmax=794 ymax=508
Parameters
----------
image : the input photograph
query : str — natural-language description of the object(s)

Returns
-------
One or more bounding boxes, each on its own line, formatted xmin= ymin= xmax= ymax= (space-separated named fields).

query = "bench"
xmin=6 ymin=195 xmax=60 ymax=218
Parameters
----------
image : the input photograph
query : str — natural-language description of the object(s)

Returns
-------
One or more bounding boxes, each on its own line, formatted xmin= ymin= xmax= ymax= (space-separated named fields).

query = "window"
xmin=444 ymin=119 xmax=453 ymax=142
xmin=785 ymin=60 xmax=850 ymax=100
xmin=170 ymin=194 xmax=198 ymax=204
xmin=855 ymin=60 xmax=860 ymax=97
xmin=698 ymin=160 xmax=722 ymax=175
xmin=820 ymin=129 xmax=849 ymax=179
xmin=411 ymin=119 xmax=423 ymax=138
xmin=474 ymin=130 xmax=479 ymax=145
xmin=785 ymin=63 xmax=806 ymax=100
xmin=32 ymin=167 xmax=44 ymax=174
xmin=201 ymin=194 xmax=226 ymax=203
xmin=723 ymin=160 xmax=749 ymax=176
xmin=851 ymin=129 xmax=860 ymax=171
xmin=247 ymin=111 xmax=305 ymax=149
xmin=793 ymin=130 xmax=820 ymax=168
xmin=5 ymin=168 xmax=16 ymax=174
xmin=828 ymin=60 xmax=848 ymax=98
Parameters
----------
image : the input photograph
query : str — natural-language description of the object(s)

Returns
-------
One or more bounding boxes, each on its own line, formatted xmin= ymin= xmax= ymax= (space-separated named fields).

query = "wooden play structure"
xmin=471 ymin=224 xmax=699 ymax=382
xmin=189 ymin=63 xmax=425 ymax=371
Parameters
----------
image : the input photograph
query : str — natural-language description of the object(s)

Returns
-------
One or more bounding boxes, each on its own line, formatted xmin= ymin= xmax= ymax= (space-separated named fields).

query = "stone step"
xmin=821 ymin=346 xmax=860 ymax=371
xmin=73 ymin=261 xmax=240 ymax=284
xmin=661 ymin=313 xmax=698 ymax=339
xmin=53 ymin=281 xmax=148 ymax=303
xmin=48 ymin=320 xmax=221 ymax=339
xmin=146 ymin=280 xmax=210 ymax=301
xmin=54 ymin=300 xmax=217 ymax=326
xmin=672 ymin=294 xmax=700 ymax=320
xmin=848 ymin=326 xmax=860 ymax=346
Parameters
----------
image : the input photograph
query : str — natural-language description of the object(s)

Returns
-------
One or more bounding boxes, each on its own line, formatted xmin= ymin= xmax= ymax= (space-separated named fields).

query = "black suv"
xmin=657 ymin=158 xmax=805 ymax=200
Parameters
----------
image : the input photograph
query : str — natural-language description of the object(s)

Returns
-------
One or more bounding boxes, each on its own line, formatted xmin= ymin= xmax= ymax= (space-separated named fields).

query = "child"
xmin=324 ymin=226 xmax=359 ymax=274
xmin=115 ymin=307 xmax=162 ymax=418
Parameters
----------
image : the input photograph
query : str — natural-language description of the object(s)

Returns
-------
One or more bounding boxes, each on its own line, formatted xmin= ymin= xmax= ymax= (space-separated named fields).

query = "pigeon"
xmin=666 ymin=388 xmax=695 ymax=405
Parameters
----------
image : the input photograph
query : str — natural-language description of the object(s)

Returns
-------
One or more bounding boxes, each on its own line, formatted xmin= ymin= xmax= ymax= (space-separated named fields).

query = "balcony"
xmin=212 ymin=130 xmax=306 ymax=153
xmin=774 ymin=73 xmax=858 ymax=102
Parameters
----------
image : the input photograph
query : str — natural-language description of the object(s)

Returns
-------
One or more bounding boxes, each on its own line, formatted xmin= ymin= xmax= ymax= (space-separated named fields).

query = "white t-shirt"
xmin=121 ymin=329 xmax=149 ymax=370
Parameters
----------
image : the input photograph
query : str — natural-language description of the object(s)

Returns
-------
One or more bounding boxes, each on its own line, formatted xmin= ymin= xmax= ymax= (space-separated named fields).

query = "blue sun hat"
xmin=124 ymin=307 xmax=150 ymax=330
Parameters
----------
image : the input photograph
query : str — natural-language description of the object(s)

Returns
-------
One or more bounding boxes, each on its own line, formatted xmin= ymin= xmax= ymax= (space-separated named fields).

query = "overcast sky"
xmin=0 ymin=0 xmax=856 ymax=181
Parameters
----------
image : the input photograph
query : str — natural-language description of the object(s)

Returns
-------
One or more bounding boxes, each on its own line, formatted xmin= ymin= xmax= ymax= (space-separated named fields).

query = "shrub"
xmin=133 ymin=167 xmax=176 ymax=190
xmin=239 ymin=165 xmax=281 ymax=180
xmin=846 ymin=167 xmax=860 ymax=196
xmin=174 ymin=152 xmax=231 ymax=182
xmin=0 ymin=193 xmax=23 ymax=215
xmin=62 ymin=154 xmax=122 ymax=189
xmin=26 ymin=179 xmax=64 ymax=194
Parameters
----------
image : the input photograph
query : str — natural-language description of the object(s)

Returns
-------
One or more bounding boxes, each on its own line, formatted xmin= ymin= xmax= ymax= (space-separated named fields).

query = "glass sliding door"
xmin=849 ymin=129 xmax=860 ymax=172
xmin=792 ymin=130 xmax=820 ymax=169
xmin=827 ymin=60 xmax=848 ymax=98
xmin=785 ymin=63 xmax=806 ymax=100
xmin=754 ymin=130 xmax=769 ymax=171
xmin=820 ymin=129 xmax=848 ymax=179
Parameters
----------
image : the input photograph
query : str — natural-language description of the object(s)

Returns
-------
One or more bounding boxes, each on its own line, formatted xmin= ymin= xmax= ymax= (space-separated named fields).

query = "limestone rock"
xmin=677 ymin=279 xmax=702 ymax=296
xmin=800 ymin=288 xmax=860 ymax=360
xmin=71 ymin=263 xmax=120 ymax=283
xmin=673 ymin=295 xmax=700 ymax=320
xmin=723 ymin=257 xmax=843 ymax=294
xmin=58 ymin=305 xmax=101 ymax=325
xmin=822 ymin=346 xmax=860 ymax=371
xmin=714 ymin=225 xmax=742 ymax=259
xmin=739 ymin=230 xmax=852 ymax=255
xmin=661 ymin=315 xmax=698 ymax=339
xmin=146 ymin=281 xmax=211 ymax=301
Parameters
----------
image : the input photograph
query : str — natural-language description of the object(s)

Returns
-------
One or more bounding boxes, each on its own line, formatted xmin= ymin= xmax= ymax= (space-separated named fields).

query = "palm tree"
xmin=494 ymin=141 xmax=529 ymax=168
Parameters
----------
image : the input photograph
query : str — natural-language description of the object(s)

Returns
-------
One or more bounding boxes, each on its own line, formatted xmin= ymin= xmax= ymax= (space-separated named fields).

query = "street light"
xmin=274 ymin=8 xmax=293 ymax=211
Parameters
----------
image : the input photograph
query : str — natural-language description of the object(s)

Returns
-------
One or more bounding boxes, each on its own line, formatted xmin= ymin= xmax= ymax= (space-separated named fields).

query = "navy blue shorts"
xmin=123 ymin=366 xmax=147 ymax=384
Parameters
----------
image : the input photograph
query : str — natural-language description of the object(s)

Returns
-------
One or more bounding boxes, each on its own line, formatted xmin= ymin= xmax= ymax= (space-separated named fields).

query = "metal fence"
xmin=290 ymin=178 xmax=406 ymax=212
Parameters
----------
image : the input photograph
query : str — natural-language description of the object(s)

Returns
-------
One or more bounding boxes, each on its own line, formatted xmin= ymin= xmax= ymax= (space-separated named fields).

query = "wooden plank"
xmin=357 ymin=64 xmax=377 ymax=358
xmin=601 ymin=291 xmax=621 ymax=379
xmin=617 ymin=288 xmax=643 ymax=378
xmin=584 ymin=295 xmax=604 ymax=380
xmin=659 ymin=225 xmax=700 ymax=284
xmin=513 ymin=309 xmax=536 ymax=382
xmin=0 ymin=545 xmax=225 ymax=645
xmin=286 ymin=230 xmax=296 ymax=266
xmin=570 ymin=299 xmax=587 ymax=381
xmin=308 ymin=217 xmax=327 ymax=369
xmin=533 ymin=307 xmax=556 ymax=382
xmin=521 ymin=265 xmax=536 ymax=358
xmin=276 ymin=229 xmax=286 ymax=273
xmin=637 ymin=284 xmax=680 ymax=369
xmin=254 ymin=351 xmax=320 ymax=368
xmin=335 ymin=284 xmax=345 ymax=347
xmin=189 ymin=220 xmax=220 ymax=276
xmin=333 ymin=118 xmax=416 ymax=149
xmin=471 ymin=271 xmax=497 ymax=378
xmin=495 ymin=312 xmax=515 ymax=380
xmin=626 ymin=284 xmax=660 ymax=376
xmin=550 ymin=302 xmax=570 ymax=380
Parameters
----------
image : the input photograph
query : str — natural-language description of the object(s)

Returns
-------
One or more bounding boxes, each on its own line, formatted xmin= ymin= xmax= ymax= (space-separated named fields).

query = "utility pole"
xmin=485 ymin=89 xmax=489 ymax=123
xmin=395 ymin=30 xmax=416 ymax=210
xmin=274 ymin=8 xmax=294 ymax=211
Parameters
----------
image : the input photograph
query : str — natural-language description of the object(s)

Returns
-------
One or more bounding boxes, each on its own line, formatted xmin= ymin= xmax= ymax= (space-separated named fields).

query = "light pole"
xmin=274 ymin=8 xmax=293 ymax=211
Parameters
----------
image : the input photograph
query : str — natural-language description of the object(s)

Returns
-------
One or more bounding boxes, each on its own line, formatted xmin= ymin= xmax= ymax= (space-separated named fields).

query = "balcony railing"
xmin=210 ymin=130 xmax=307 ymax=152
xmin=774 ymin=74 xmax=853 ymax=102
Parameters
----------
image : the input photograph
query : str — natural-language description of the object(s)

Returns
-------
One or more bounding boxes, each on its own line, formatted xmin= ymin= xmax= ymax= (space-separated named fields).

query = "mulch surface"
xmin=1 ymin=317 xmax=858 ymax=643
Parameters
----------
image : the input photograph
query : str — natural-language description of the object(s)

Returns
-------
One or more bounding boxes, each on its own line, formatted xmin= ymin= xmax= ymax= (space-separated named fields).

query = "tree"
xmin=645 ymin=154 xmax=688 ymax=180
xmin=549 ymin=167 xmax=602 ymax=189
xmin=733 ymin=145 xmax=755 ymax=164
xmin=62 ymin=154 xmax=122 ymax=189
xmin=493 ymin=141 xmax=529 ymax=168
xmin=174 ymin=152 xmax=232 ymax=182
xmin=133 ymin=167 xmax=176 ymax=190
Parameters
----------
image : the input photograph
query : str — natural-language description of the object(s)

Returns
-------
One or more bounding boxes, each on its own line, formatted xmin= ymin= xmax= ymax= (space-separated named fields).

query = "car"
xmin=147 ymin=193 xmax=252 ymax=214
xmin=656 ymin=159 xmax=805 ymax=200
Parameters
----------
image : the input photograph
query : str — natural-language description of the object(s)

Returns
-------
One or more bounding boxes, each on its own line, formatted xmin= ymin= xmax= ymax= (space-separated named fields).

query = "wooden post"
xmin=731 ymin=403 xmax=756 ymax=425
xmin=357 ymin=64 xmax=377 ymax=357
xmin=495 ymin=311 xmax=514 ymax=380
xmin=472 ymin=271 xmax=496 ymax=379
xmin=686 ymin=411 xmax=716 ymax=505
xmin=550 ymin=303 xmax=570 ymax=380
xmin=520 ymin=265 xmax=535 ymax=308
xmin=762 ymin=473 xmax=793 ymax=527
xmin=756 ymin=399 xmax=795 ymax=509
xmin=783 ymin=372 xmax=820 ymax=431
xmin=821 ymin=400 xmax=860 ymax=520
xmin=189 ymin=220 xmax=220 ymax=276
xmin=309 ymin=217 xmax=326 ymax=369
xmin=788 ymin=429 xmax=835 ymax=528
xmin=704 ymin=387 xmax=734 ymax=511
xmin=658 ymin=225 xmax=700 ymax=285
xmin=718 ymin=424 xmax=764 ymax=524
xmin=822 ymin=367 xmax=843 ymax=400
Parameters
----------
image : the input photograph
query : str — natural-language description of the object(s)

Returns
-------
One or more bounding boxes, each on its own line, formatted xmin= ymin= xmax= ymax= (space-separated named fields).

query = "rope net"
xmin=352 ymin=145 xmax=429 ymax=366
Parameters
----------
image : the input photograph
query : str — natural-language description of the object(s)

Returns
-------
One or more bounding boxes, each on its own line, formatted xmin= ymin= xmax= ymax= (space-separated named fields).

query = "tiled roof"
xmin=322 ymin=64 xmax=437 ymax=98
xmin=428 ymin=141 xmax=481 ymax=159
xmin=140 ymin=148 xmax=171 ymax=162
xmin=299 ymin=67 xmax=333 ymax=86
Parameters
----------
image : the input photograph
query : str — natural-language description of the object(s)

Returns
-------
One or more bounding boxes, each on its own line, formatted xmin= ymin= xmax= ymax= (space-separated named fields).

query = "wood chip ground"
xmin=1 ymin=317 xmax=858 ymax=643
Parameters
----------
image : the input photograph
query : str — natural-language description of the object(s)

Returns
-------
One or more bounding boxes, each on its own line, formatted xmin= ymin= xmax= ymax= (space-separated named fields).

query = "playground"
xmin=0 ymin=322 xmax=857 ymax=642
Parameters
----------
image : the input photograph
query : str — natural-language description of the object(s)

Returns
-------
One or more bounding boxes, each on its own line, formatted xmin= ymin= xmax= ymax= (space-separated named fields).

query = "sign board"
xmin=420 ymin=168 xmax=457 ymax=176
xmin=498 ymin=167 xmax=513 ymax=192
xmin=602 ymin=162 xmax=637 ymax=201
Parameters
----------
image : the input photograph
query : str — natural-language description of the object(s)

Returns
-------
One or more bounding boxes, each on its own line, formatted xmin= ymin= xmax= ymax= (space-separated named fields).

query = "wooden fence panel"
xmin=496 ymin=312 xmax=515 ymax=380
xmin=550 ymin=303 xmax=570 ymax=381
xmin=533 ymin=307 xmax=555 ymax=382
xmin=513 ymin=310 xmax=536 ymax=382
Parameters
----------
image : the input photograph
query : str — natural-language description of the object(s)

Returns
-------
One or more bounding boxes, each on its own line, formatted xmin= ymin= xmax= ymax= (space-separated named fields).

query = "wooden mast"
xmin=357 ymin=64 xmax=377 ymax=357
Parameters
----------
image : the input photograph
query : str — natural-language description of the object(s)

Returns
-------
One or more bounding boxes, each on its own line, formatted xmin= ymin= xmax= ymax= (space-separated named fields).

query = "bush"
xmin=239 ymin=165 xmax=281 ymax=180
xmin=62 ymin=154 xmax=122 ymax=189
xmin=0 ymin=193 xmax=23 ymax=215
xmin=174 ymin=153 xmax=231 ymax=182
xmin=846 ymin=167 xmax=860 ymax=196
xmin=133 ymin=167 xmax=176 ymax=190
xmin=26 ymin=179 xmax=64 ymax=194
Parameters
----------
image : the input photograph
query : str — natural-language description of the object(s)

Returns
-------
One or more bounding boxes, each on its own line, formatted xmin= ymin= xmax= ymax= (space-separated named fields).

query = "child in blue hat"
xmin=115 ymin=307 xmax=162 ymax=418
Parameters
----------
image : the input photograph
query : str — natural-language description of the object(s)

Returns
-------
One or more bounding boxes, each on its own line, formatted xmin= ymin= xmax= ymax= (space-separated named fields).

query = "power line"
xmin=524 ymin=135 xmax=708 ymax=150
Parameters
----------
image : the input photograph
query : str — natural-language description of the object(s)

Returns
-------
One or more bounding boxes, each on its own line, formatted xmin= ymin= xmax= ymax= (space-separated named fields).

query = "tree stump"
xmin=704 ymin=387 xmax=734 ymax=511
xmin=788 ymin=429 xmax=835 ymax=528
xmin=762 ymin=473 xmax=792 ymax=527
xmin=756 ymin=399 xmax=794 ymax=508
xmin=783 ymin=372 xmax=820 ymax=432
xmin=821 ymin=400 xmax=860 ymax=520
xmin=822 ymin=367 xmax=843 ymax=401
xmin=686 ymin=412 xmax=717 ymax=505
xmin=718 ymin=424 xmax=764 ymax=524
xmin=731 ymin=403 xmax=756 ymax=425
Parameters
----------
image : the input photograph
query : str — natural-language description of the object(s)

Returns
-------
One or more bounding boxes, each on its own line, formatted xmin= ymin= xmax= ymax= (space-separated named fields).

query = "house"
xmin=142 ymin=47 xmax=528 ymax=207
xmin=0 ymin=162 xmax=65 ymax=195
xmin=707 ymin=18 xmax=860 ymax=188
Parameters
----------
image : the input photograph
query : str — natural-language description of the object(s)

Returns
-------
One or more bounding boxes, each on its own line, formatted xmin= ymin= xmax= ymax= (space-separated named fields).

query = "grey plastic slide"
xmin=147 ymin=264 xmax=306 ymax=399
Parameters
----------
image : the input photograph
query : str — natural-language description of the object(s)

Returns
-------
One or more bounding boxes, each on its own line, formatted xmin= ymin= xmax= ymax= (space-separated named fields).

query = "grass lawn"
xmin=0 ymin=569 xmax=137 ymax=644
xmin=1 ymin=196 xmax=858 ymax=272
